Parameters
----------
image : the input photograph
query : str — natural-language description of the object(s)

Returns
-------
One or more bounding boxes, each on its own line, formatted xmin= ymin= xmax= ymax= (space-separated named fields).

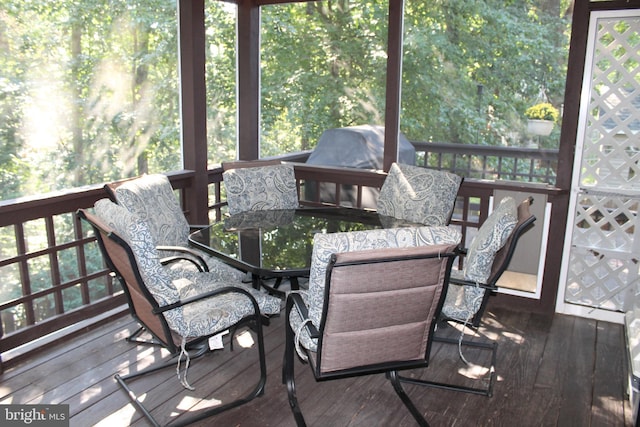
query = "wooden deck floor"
xmin=0 ymin=304 xmax=633 ymax=426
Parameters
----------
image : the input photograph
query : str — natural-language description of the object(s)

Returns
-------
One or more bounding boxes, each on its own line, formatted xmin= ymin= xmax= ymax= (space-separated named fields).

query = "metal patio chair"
xmin=106 ymin=173 xmax=246 ymax=282
xmin=397 ymin=196 xmax=537 ymax=397
xmin=222 ymin=160 xmax=301 ymax=292
xmin=77 ymin=200 xmax=281 ymax=426
xmin=283 ymin=226 xmax=461 ymax=426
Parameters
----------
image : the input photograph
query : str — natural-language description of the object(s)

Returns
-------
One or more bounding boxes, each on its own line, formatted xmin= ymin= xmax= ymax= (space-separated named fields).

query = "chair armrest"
xmin=449 ymin=276 xmax=497 ymax=292
xmin=287 ymin=292 xmax=320 ymax=339
xmin=189 ymin=225 xmax=209 ymax=232
xmin=159 ymin=255 xmax=205 ymax=272
xmin=156 ymin=245 xmax=210 ymax=272
xmin=153 ymin=285 xmax=260 ymax=315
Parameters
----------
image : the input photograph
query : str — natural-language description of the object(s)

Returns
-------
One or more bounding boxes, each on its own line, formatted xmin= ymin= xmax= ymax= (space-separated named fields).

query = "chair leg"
xmin=116 ymin=314 xmax=268 ymax=427
xmin=397 ymin=336 xmax=497 ymax=397
xmin=387 ymin=370 xmax=430 ymax=427
xmin=283 ymin=305 xmax=307 ymax=427
xmin=126 ymin=325 xmax=163 ymax=347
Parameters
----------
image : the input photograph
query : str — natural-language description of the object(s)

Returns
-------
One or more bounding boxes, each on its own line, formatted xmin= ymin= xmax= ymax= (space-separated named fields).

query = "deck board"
xmin=0 ymin=305 xmax=632 ymax=427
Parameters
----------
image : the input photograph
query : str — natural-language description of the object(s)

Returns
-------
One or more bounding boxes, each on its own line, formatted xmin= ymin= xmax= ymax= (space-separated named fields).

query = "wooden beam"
xmin=383 ymin=0 xmax=404 ymax=172
xmin=237 ymin=0 xmax=261 ymax=160
xmin=178 ymin=0 xmax=209 ymax=224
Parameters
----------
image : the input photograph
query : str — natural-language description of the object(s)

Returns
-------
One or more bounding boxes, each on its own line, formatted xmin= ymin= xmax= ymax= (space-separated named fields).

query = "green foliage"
xmin=259 ymin=1 xmax=389 ymax=156
xmin=0 ymin=0 xmax=180 ymax=199
xmin=401 ymin=0 xmax=570 ymax=146
xmin=0 ymin=0 xmax=571 ymax=198
xmin=525 ymin=102 xmax=560 ymax=122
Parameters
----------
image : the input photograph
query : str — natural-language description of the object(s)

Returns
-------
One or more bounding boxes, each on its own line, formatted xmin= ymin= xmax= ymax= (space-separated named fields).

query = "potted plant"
xmin=525 ymin=102 xmax=559 ymax=136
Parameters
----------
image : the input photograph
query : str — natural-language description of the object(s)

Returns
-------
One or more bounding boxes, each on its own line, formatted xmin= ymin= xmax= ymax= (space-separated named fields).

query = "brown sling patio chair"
xmin=441 ymin=196 xmax=537 ymax=327
xmin=283 ymin=226 xmax=461 ymax=426
xmin=77 ymin=199 xmax=281 ymax=426
xmin=397 ymin=196 xmax=537 ymax=397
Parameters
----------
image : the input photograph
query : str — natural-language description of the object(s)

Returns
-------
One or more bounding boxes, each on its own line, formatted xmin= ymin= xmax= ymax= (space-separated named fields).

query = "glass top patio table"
xmin=188 ymin=206 xmax=418 ymax=279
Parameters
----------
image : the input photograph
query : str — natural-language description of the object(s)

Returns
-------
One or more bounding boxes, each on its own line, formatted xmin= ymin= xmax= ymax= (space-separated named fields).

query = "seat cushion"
xmin=287 ymin=290 xmax=319 ymax=351
xmin=177 ymin=270 xmax=282 ymax=317
xmin=223 ymin=164 xmax=299 ymax=215
xmin=377 ymin=163 xmax=462 ymax=226
xmin=463 ymin=197 xmax=518 ymax=283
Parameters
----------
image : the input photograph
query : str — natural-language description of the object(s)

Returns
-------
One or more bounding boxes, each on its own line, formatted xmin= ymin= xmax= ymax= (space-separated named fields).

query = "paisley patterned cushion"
xmin=290 ymin=226 xmax=461 ymax=350
xmin=176 ymin=270 xmax=282 ymax=317
xmin=377 ymin=163 xmax=462 ymax=226
xmin=114 ymin=174 xmax=245 ymax=281
xmin=463 ymin=197 xmax=518 ymax=283
xmin=439 ymin=197 xmax=517 ymax=323
xmin=115 ymin=174 xmax=190 ymax=247
xmin=440 ymin=270 xmax=486 ymax=322
xmin=94 ymin=199 xmax=280 ymax=338
xmin=223 ymin=164 xmax=299 ymax=215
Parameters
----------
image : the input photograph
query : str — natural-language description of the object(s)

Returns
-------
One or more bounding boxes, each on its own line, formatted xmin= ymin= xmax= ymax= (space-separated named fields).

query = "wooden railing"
xmin=413 ymin=142 xmax=559 ymax=185
xmin=0 ymin=142 xmax=561 ymax=369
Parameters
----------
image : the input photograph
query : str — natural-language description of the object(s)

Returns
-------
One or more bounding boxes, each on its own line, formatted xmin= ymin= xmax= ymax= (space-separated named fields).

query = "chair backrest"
xmin=223 ymin=163 xmax=299 ymax=215
xmin=306 ymin=226 xmax=462 ymax=334
xmin=443 ymin=197 xmax=537 ymax=326
xmin=485 ymin=196 xmax=536 ymax=287
xmin=109 ymin=174 xmax=191 ymax=247
xmin=462 ymin=196 xmax=519 ymax=284
xmin=314 ymin=243 xmax=458 ymax=376
xmin=377 ymin=162 xmax=463 ymax=226
xmin=77 ymin=207 xmax=180 ymax=352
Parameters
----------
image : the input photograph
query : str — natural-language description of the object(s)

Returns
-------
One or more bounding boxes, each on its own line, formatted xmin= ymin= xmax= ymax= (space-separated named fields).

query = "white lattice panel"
xmin=580 ymin=16 xmax=640 ymax=191
xmin=565 ymin=246 xmax=639 ymax=311
xmin=573 ymin=192 xmax=639 ymax=252
xmin=561 ymin=12 xmax=640 ymax=316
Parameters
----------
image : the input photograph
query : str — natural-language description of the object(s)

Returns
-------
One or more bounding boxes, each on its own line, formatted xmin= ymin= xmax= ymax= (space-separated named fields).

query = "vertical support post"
xmin=237 ymin=0 xmax=261 ymax=161
xmin=178 ymin=0 xmax=209 ymax=224
xmin=383 ymin=0 xmax=404 ymax=172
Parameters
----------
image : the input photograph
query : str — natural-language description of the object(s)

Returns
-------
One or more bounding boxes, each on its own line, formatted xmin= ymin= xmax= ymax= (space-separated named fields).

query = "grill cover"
xmin=305 ymin=125 xmax=415 ymax=207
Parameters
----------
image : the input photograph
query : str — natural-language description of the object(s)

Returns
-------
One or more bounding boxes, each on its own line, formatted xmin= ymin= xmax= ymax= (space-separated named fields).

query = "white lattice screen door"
xmin=557 ymin=9 xmax=640 ymax=322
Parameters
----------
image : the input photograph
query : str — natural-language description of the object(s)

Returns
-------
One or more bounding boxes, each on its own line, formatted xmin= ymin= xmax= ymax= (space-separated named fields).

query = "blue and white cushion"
xmin=463 ymin=197 xmax=518 ymax=283
xmin=223 ymin=164 xmax=299 ymax=215
xmin=114 ymin=174 xmax=245 ymax=281
xmin=441 ymin=197 xmax=518 ymax=322
xmin=377 ymin=163 xmax=462 ymax=226
xmin=115 ymin=174 xmax=190 ymax=247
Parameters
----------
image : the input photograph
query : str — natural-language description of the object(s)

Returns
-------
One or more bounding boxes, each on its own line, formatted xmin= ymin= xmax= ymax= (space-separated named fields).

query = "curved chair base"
xmin=116 ymin=319 xmax=267 ymax=427
xmin=283 ymin=302 xmax=431 ymax=427
xmin=396 ymin=336 xmax=497 ymax=397
xmin=388 ymin=370 xmax=430 ymax=427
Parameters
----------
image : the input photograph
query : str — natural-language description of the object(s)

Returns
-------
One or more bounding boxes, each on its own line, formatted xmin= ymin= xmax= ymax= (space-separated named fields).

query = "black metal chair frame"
xmin=78 ymin=209 xmax=268 ymax=427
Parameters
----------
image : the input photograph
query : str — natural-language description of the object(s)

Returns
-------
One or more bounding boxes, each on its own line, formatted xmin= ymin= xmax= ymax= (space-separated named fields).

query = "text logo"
xmin=1 ymin=405 xmax=69 ymax=426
